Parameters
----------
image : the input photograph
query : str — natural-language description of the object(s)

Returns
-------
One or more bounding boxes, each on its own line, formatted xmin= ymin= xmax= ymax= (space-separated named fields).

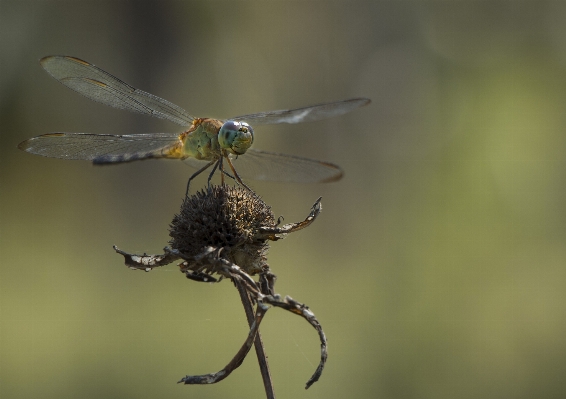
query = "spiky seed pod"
xmin=114 ymin=185 xmax=320 ymax=275
xmin=169 ymin=185 xmax=276 ymax=275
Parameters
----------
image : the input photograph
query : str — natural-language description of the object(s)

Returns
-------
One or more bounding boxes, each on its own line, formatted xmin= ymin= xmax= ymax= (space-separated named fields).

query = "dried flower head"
xmin=169 ymin=185 xmax=276 ymax=276
xmin=113 ymin=184 xmax=326 ymax=391
xmin=115 ymin=185 xmax=320 ymax=278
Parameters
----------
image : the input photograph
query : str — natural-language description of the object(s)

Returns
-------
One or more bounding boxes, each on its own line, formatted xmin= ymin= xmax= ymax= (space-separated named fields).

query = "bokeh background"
xmin=2 ymin=1 xmax=566 ymax=398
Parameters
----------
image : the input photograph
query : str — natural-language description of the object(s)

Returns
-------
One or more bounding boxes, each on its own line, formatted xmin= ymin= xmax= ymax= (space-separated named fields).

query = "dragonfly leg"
xmin=225 ymin=156 xmax=253 ymax=191
xmin=222 ymin=169 xmax=236 ymax=181
xmin=218 ymin=156 xmax=225 ymax=186
xmin=206 ymin=159 xmax=221 ymax=190
xmin=185 ymin=159 xmax=216 ymax=197
xmin=215 ymin=154 xmax=238 ymax=184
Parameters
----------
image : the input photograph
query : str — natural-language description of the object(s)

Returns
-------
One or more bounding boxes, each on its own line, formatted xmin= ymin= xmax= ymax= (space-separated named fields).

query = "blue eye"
xmin=222 ymin=120 xmax=240 ymax=133
xmin=219 ymin=121 xmax=254 ymax=155
xmin=219 ymin=121 xmax=240 ymax=148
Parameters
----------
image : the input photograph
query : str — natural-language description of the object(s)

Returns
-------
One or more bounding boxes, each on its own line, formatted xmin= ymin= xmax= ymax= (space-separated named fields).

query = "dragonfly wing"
xmin=228 ymin=148 xmax=343 ymax=183
xmin=231 ymin=98 xmax=370 ymax=125
xmin=40 ymin=56 xmax=195 ymax=127
xmin=18 ymin=132 xmax=182 ymax=164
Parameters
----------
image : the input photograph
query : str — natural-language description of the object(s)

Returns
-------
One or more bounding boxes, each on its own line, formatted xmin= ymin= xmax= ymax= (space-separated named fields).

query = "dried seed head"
xmin=114 ymin=185 xmax=321 ymax=276
xmin=113 ymin=185 xmax=327 ymax=390
xmin=169 ymin=185 xmax=276 ymax=275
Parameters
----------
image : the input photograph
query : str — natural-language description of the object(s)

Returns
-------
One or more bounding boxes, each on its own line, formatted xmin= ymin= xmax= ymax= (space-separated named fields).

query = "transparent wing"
xmin=40 ymin=56 xmax=195 ymax=127
xmin=232 ymin=149 xmax=342 ymax=183
xmin=182 ymin=149 xmax=343 ymax=183
xmin=230 ymin=98 xmax=370 ymax=125
xmin=18 ymin=132 xmax=182 ymax=164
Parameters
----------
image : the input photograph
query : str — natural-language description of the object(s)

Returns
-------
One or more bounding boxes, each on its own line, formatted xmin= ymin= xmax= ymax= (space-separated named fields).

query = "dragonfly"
xmin=18 ymin=56 xmax=371 ymax=193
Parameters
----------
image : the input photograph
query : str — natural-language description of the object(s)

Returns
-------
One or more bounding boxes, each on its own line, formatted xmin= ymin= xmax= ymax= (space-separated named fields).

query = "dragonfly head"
xmin=218 ymin=120 xmax=254 ymax=155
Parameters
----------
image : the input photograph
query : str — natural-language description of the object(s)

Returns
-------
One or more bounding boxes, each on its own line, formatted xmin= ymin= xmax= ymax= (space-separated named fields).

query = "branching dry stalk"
xmin=114 ymin=185 xmax=328 ymax=395
xmin=234 ymin=278 xmax=275 ymax=399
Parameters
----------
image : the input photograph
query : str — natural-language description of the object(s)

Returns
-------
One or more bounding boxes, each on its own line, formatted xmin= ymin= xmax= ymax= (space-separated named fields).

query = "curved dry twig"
xmin=223 ymin=264 xmax=327 ymax=389
xmin=258 ymin=197 xmax=322 ymax=240
xmin=115 ymin=239 xmax=327 ymax=390
xmin=259 ymin=293 xmax=327 ymax=389
xmin=177 ymin=298 xmax=269 ymax=385
xmin=113 ymin=186 xmax=328 ymax=394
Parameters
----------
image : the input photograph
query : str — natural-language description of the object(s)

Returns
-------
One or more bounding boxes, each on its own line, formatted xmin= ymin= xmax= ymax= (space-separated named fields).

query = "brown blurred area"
xmin=2 ymin=1 xmax=566 ymax=398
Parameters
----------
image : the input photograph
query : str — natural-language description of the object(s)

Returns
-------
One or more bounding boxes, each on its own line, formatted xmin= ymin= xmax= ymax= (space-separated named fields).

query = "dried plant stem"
xmin=259 ymin=293 xmax=327 ymax=389
xmin=114 ymin=187 xmax=328 ymax=393
xmin=115 ymin=245 xmax=328 ymax=391
xmin=235 ymin=279 xmax=276 ymax=399
xmin=225 ymin=264 xmax=328 ymax=389
xmin=177 ymin=302 xmax=269 ymax=385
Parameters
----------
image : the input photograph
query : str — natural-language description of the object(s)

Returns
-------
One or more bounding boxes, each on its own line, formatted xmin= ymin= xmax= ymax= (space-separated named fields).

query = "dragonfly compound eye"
xmin=219 ymin=120 xmax=254 ymax=155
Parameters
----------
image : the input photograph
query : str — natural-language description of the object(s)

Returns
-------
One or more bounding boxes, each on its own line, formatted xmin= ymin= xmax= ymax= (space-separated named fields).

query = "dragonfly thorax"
xmin=218 ymin=120 xmax=254 ymax=155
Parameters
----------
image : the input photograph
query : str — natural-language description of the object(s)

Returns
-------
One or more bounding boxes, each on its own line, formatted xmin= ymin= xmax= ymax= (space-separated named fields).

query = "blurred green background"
xmin=2 ymin=1 xmax=566 ymax=398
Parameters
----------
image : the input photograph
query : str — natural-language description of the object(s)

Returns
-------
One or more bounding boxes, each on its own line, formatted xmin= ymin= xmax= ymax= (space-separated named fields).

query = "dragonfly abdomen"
xmin=92 ymin=145 xmax=183 ymax=164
